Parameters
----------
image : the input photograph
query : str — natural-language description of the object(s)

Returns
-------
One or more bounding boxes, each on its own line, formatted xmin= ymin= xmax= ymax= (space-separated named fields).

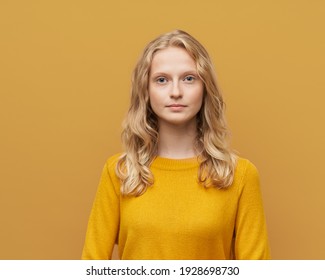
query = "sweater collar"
xmin=150 ymin=156 xmax=200 ymax=171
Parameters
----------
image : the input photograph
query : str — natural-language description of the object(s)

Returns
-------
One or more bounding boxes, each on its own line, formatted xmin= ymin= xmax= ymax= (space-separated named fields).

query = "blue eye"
xmin=157 ymin=77 xmax=167 ymax=84
xmin=184 ymin=76 xmax=195 ymax=82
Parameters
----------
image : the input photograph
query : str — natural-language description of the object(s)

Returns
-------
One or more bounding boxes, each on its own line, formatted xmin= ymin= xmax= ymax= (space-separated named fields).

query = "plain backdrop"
xmin=1 ymin=0 xmax=324 ymax=259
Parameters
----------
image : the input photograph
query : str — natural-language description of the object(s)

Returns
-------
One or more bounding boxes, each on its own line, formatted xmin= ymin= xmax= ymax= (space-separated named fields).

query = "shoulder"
xmin=105 ymin=152 xmax=124 ymax=170
xmin=99 ymin=153 xmax=123 ymax=194
xmin=102 ymin=153 xmax=124 ymax=181
xmin=233 ymin=157 xmax=260 ymax=191
xmin=235 ymin=157 xmax=259 ymax=177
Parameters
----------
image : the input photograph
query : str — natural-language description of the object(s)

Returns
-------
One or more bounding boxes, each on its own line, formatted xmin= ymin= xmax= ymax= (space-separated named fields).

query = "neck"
xmin=157 ymin=120 xmax=198 ymax=159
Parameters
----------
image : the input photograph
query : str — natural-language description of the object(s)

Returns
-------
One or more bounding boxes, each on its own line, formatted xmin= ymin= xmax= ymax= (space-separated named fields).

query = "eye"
xmin=184 ymin=75 xmax=195 ymax=83
xmin=156 ymin=77 xmax=167 ymax=84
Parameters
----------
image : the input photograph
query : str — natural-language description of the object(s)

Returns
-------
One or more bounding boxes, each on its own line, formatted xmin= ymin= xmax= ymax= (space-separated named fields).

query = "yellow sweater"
xmin=82 ymin=154 xmax=270 ymax=260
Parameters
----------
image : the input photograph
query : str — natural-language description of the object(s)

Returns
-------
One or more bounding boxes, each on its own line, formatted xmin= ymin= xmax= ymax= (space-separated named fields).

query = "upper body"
xmin=82 ymin=30 xmax=270 ymax=260
xmin=82 ymin=153 xmax=271 ymax=260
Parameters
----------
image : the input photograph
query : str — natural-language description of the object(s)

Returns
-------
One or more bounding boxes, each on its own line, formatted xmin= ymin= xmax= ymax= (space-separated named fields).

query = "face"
xmin=148 ymin=46 xmax=204 ymax=128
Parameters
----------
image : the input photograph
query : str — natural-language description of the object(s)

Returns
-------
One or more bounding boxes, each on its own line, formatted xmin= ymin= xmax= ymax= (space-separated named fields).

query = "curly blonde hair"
xmin=116 ymin=30 xmax=237 ymax=196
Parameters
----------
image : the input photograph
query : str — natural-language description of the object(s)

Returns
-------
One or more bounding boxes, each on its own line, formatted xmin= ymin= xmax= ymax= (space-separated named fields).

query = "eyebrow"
xmin=150 ymin=71 xmax=198 ymax=77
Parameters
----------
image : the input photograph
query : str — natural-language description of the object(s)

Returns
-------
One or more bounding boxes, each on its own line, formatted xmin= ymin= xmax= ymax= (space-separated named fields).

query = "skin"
xmin=148 ymin=46 xmax=204 ymax=158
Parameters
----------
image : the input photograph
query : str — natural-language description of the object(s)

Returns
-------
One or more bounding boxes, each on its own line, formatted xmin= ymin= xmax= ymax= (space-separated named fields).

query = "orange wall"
xmin=1 ymin=0 xmax=324 ymax=259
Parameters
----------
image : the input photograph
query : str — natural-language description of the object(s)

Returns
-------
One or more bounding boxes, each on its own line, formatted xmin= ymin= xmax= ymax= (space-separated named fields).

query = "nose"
xmin=170 ymin=81 xmax=182 ymax=99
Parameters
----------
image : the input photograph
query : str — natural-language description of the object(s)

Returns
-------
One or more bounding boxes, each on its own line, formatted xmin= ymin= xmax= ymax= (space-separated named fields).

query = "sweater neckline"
xmin=150 ymin=156 xmax=200 ymax=170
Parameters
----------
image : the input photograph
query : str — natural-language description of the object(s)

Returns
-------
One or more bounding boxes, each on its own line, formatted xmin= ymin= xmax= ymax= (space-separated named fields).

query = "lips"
xmin=166 ymin=104 xmax=186 ymax=107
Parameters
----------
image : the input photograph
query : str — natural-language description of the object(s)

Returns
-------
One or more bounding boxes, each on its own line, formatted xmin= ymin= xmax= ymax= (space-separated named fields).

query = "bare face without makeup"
xmin=148 ymin=47 xmax=204 ymax=128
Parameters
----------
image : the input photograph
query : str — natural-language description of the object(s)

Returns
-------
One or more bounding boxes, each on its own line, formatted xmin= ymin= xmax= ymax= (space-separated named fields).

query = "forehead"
xmin=150 ymin=47 xmax=197 ymax=74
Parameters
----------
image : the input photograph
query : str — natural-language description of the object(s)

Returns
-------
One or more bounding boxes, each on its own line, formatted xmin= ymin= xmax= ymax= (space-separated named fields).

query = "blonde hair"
xmin=116 ymin=30 xmax=237 ymax=196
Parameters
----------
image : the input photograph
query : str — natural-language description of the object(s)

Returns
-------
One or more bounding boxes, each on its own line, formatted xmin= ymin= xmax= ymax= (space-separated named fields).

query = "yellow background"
xmin=1 ymin=0 xmax=324 ymax=259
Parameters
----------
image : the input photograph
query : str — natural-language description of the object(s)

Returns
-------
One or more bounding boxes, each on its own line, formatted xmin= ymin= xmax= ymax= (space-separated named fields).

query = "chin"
xmin=161 ymin=118 xmax=196 ymax=127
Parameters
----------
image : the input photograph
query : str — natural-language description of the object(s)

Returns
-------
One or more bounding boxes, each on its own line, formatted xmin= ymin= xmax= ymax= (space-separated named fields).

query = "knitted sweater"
xmin=82 ymin=154 xmax=270 ymax=260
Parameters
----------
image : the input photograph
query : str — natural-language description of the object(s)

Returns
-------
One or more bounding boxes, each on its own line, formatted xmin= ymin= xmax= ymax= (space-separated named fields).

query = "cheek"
xmin=149 ymin=84 xmax=167 ymax=104
xmin=194 ymin=85 xmax=204 ymax=108
xmin=148 ymin=88 xmax=161 ymax=111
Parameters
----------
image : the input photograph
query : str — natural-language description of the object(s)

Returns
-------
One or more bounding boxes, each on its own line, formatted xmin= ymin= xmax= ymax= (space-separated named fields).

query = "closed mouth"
xmin=166 ymin=104 xmax=186 ymax=107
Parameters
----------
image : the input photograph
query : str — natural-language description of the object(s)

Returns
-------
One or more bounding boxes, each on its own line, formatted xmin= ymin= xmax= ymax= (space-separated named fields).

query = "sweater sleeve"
xmin=233 ymin=161 xmax=271 ymax=260
xmin=81 ymin=160 xmax=120 ymax=260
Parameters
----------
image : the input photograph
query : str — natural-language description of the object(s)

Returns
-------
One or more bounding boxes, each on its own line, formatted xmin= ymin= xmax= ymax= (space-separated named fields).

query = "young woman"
xmin=82 ymin=30 xmax=270 ymax=260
